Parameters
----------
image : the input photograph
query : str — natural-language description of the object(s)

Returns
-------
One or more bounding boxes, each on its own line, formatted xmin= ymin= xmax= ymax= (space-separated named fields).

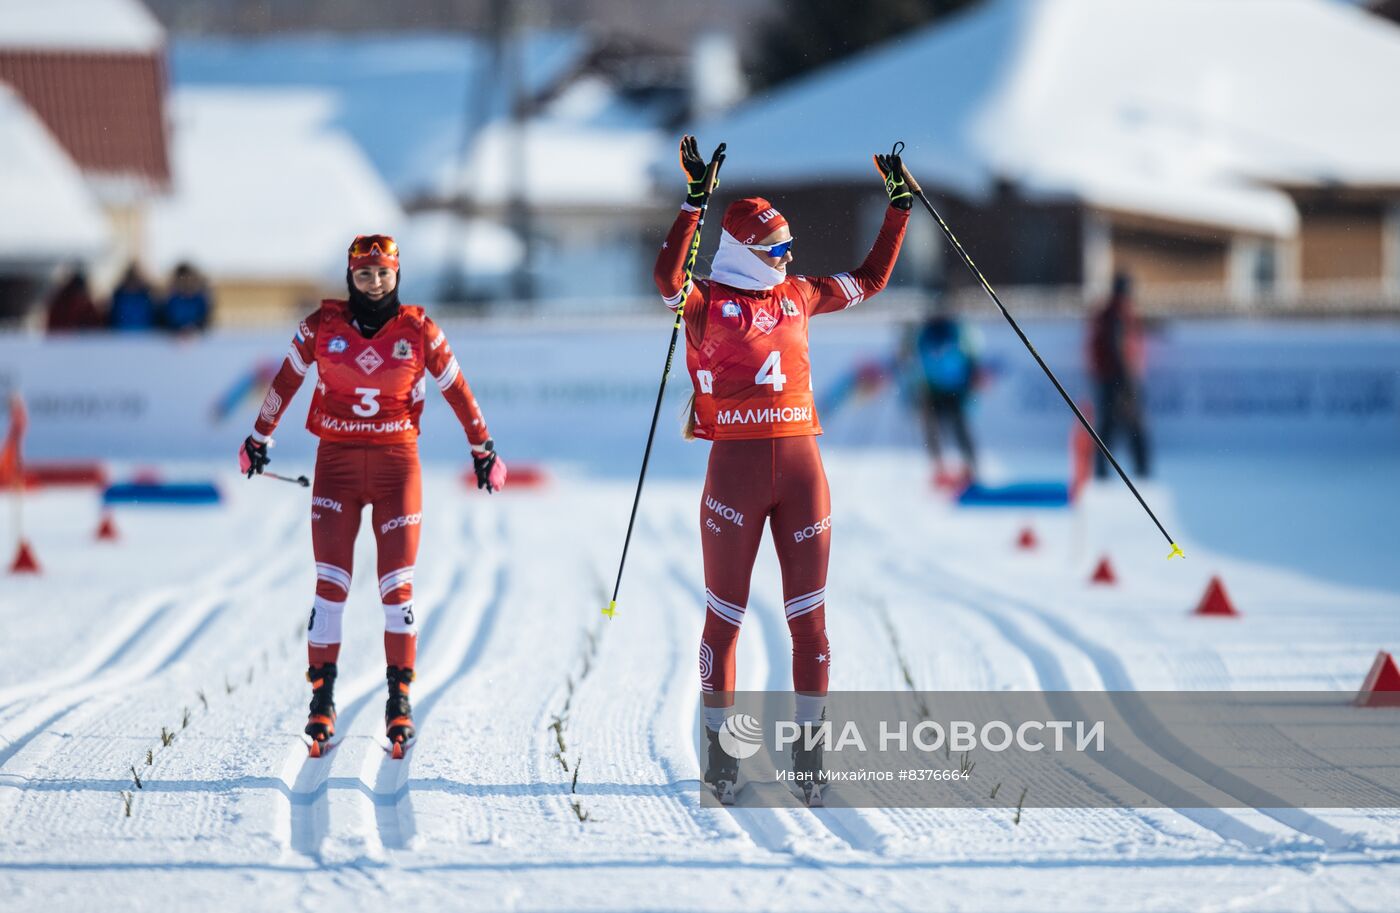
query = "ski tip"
xmin=391 ymin=741 xmax=405 ymax=760
xmin=1167 ymin=542 xmax=1185 ymax=561
xmin=601 ymin=601 xmax=617 ymax=620
xmin=307 ymin=739 xmax=323 ymax=759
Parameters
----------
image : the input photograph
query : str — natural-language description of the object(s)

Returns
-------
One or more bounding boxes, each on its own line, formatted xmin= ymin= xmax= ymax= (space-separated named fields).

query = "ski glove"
xmin=472 ymin=439 xmax=508 ymax=494
xmin=239 ymin=435 xmax=271 ymax=478
xmin=873 ymin=146 xmax=914 ymax=211
xmin=680 ymin=135 xmax=725 ymax=206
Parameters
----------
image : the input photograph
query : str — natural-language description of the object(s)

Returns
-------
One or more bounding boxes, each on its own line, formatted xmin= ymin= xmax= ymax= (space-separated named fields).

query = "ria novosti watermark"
xmin=699 ymin=691 xmax=1400 ymax=808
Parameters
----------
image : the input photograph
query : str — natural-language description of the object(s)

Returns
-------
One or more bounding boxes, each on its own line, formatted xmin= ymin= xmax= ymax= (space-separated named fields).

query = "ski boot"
xmin=304 ymin=663 xmax=337 ymax=757
xmin=385 ymin=665 xmax=416 ymax=759
xmin=703 ymin=727 xmax=740 ymax=806
xmin=792 ymin=726 xmax=829 ymax=807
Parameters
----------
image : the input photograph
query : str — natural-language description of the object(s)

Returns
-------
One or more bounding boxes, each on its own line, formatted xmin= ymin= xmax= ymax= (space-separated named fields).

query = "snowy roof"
xmin=457 ymin=118 xmax=665 ymax=207
xmin=392 ymin=211 xmax=524 ymax=302
xmin=697 ymin=0 xmax=1400 ymax=236
xmin=144 ymin=88 xmax=403 ymax=282
xmin=169 ymin=33 xmax=587 ymax=199
xmin=0 ymin=0 xmax=164 ymax=53
xmin=0 ymin=84 xmax=107 ymax=262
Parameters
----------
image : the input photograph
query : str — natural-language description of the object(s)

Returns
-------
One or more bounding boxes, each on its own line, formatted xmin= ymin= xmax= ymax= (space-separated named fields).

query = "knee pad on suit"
xmin=308 ymin=595 xmax=345 ymax=645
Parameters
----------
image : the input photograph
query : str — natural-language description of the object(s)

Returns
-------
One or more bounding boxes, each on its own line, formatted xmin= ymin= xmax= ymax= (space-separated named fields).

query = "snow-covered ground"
xmin=1 ymin=450 xmax=1398 ymax=912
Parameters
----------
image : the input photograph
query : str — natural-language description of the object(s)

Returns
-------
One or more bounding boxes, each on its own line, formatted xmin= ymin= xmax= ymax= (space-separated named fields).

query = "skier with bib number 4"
xmin=656 ymin=138 xmax=912 ymax=805
xmin=239 ymin=235 xmax=508 ymax=758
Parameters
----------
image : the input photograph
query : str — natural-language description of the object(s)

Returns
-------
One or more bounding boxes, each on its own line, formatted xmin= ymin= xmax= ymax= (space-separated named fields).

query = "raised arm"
xmin=654 ymin=204 xmax=705 ymax=314
xmin=654 ymin=136 xmax=725 ymax=317
xmin=804 ymin=147 xmax=914 ymax=315
xmin=803 ymin=205 xmax=910 ymax=315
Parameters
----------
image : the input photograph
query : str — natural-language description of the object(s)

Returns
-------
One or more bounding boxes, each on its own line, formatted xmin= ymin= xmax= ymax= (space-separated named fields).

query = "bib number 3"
xmin=755 ymin=351 xmax=786 ymax=392
xmin=353 ymin=387 xmax=381 ymax=417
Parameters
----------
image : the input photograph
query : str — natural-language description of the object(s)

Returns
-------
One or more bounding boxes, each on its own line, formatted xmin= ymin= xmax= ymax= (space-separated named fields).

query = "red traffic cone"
xmin=1089 ymin=556 xmax=1116 ymax=585
xmin=1193 ymin=576 xmax=1238 ymax=617
xmin=96 ymin=511 xmax=119 ymax=542
xmin=1016 ymin=526 xmax=1038 ymax=550
xmin=1355 ymin=650 xmax=1400 ymax=708
xmin=9 ymin=539 xmax=40 ymax=574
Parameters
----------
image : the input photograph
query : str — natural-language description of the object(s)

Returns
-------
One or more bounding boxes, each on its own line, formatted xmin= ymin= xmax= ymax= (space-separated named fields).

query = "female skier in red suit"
xmin=654 ymin=137 xmax=913 ymax=801
xmin=240 ymin=235 xmax=507 ymax=756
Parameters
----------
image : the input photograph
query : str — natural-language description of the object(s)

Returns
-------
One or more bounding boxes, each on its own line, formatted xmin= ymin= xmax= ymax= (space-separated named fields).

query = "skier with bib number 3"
xmin=238 ymin=235 xmax=508 ymax=758
xmin=656 ymin=137 xmax=912 ymax=805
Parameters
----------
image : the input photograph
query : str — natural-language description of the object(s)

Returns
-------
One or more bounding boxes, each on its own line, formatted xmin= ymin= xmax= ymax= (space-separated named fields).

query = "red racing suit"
xmin=253 ymin=299 xmax=491 ymax=669
xmin=654 ymin=203 xmax=908 ymax=701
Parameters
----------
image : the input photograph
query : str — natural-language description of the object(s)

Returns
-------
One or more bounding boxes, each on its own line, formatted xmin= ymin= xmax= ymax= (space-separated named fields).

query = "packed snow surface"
xmin=1 ymin=450 xmax=1398 ymax=911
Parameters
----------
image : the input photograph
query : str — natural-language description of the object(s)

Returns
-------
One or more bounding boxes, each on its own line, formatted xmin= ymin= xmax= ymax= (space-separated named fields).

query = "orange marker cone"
xmin=1089 ymin=556 xmax=1116 ymax=585
xmin=1193 ymin=575 xmax=1238 ymax=617
xmin=1355 ymin=651 xmax=1400 ymax=708
xmin=96 ymin=511 xmax=119 ymax=542
xmin=9 ymin=539 xmax=40 ymax=574
xmin=1016 ymin=526 xmax=1037 ymax=551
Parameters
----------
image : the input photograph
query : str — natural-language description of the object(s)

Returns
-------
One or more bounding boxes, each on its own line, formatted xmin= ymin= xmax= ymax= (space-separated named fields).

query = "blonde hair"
xmin=681 ymin=391 xmax=698 ymax=441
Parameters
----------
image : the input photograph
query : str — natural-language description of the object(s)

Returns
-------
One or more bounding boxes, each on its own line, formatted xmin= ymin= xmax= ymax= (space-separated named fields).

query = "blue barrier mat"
xmin=103 ymin=482 xmax=223 ymax=505
xmin=957 ymin=481 xmax=1069 ymax=507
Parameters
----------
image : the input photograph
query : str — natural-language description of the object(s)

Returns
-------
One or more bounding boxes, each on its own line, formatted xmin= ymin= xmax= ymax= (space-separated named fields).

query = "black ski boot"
xmin=385 ymin=665 xmax=416 ymax=758
xmin=792 ymin=724 xmax=829 ymax=807
xmin=704 ymin=727 xmax=740 ymax=805
xmin=304 ymin=662 xmax=338 ymax=757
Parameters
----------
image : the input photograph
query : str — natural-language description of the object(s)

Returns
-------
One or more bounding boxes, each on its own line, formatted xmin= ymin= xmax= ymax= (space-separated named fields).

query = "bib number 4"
xmin=755 ymin=351 xmax=787 ymax=392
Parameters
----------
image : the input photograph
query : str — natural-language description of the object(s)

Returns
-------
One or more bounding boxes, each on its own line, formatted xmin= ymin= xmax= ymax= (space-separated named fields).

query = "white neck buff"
xmin=708 ymin=229 xmax=787 ymax=292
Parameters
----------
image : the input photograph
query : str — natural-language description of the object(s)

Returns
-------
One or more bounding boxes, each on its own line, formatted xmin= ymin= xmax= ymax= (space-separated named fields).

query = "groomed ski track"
xmin=1 ymin=457 xmax=1399 ymax=912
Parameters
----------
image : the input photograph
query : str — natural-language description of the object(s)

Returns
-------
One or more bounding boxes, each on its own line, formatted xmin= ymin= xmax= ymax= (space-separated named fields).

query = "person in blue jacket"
xmin=911 ymin=302 xmax=980 ymax=484
xmin=108 ymin=264 xmax=157 ymax=332
xmin=160 ymin=262 xmax=212 ymax=334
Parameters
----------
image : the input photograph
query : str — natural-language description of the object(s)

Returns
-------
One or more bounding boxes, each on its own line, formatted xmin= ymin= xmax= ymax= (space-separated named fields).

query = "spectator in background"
xmin=160 ymin=262 xmax=212 ymax=334
xmin=910 ymin=301 xmax=980 ymax=486
xmin=44 ymin=267 xmax=103 ymax=332
xmin=108 ymin=263 xmax=157 ymax=331
xmin=1087 ymin=272 xmax=1151 ymax=479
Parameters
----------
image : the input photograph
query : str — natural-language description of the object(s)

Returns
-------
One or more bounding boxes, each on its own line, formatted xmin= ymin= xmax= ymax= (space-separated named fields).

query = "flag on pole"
xmin=0 ymin=392 xmax=27 ymax=487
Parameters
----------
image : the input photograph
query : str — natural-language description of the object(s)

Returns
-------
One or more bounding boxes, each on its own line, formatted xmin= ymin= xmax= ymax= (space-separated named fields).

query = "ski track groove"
xmin=0 ymin=523 xmax=309 ymax=776
xmin=370 ymin=502 xmax=510 ymax=852
xmin=863 ymin=528 xmax=1299 ymax=850
xmin=844 ymin=502 xmax=1371 ymax=857
xmin=0 ymin=498 xmax=305 ymax=718
xmin=917 ymin=550 xmax=1368 ymax=852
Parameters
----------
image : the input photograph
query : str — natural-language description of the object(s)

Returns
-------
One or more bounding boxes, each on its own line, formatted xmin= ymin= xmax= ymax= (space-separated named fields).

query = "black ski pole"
xmin=264 ymin=471 xmax=310 ymax=487
xmin=891 ymin=142 xmax=1183 ymax=560
xmin=604 ymin=142 xmax=727 ymax=619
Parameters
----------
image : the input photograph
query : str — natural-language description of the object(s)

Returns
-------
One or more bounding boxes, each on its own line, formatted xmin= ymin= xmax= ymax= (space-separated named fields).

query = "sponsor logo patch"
xmin=319 ymin=416 xmax=413 ymax=434
xmin=356 ymin=347 xmax=384 ymax=375
xmin=380 ymin=512 xmax=422 ymax=534
xmin=312 ymin=495 xmax=343 ymax=513
xmin=753 ymin=307 xmax=778 ymax=335
xmin=704 ymin=495 xmax=745 ymax=527
xmin=393 ymin=339 xmax=413 ymax=360
xmin=721 ymin=301 xmax=740 ymax=318
xmin=716 ymin=406 xmax=813 ymax=426
xmin=430 ymin=332 xmax=445 ymax=351
xmin=259 ymin=389 xmax=282 ymax=423
xmin=780 ymin=297 xmax=799 ymax=317
xmin=794 ymin=514 xmax=832 ymax=543
xmin=328 ymin=336 xmax=348 ymax=354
